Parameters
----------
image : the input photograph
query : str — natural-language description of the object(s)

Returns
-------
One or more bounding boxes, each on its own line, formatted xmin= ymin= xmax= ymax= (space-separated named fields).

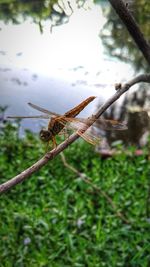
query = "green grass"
xmin=0 ymin=122 xmax=150 ymax=266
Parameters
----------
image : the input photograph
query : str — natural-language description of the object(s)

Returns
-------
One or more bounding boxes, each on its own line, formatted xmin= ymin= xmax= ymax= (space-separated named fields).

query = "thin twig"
xmin=60 ymin=152 xmax=130 ymax=224
xmin=108 ymin=0 xmax=150 ymax=66
xmin=0 ymin=74 xmax=150 ymax=193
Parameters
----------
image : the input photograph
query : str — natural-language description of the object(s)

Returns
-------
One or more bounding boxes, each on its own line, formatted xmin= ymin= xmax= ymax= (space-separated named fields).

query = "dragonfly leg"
xmin=64 ymin=130 xmax=69 ymax=140
xmin=59 ymin=129 xmax=69 ymax=139
xmin=45 ymin=137 xmax=57 ymax=152
xmin=52 ymin=135 xmax=57 ymax=149
xmin=58 ymin=129 xmax=66 ymax=136
xmin=45 ymin=141 xmax=50 ymax=152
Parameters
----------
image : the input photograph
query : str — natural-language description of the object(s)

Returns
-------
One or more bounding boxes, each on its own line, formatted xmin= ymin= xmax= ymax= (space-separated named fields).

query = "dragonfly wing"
xmin=60 ymin=120 xmax=101 ymax=145
xmin=7 ymin=115 xmax=50 ymax=119
xmin=57 ymin=116 xmax=127 ymax=144
xmin=95 ymin=118 xmax=127 ymax=131
xmin=77 ymin=129 xmax=101 ymax=145
xmin=28 ymin=102 xmax=60 ymax=117
xmin=57 ymin=116 xmax=127 ymax=131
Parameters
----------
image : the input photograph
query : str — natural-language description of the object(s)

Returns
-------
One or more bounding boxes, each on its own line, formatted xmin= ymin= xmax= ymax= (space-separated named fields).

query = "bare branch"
xmin=0 ymin=74 xmax=150 ymax=193
xmin=60 ymin=152 xmax=130 ymax=224
xmin=108 ymin=0 xmax=150 ymax=66
xmin=95 ymin=74 xmax=150 ymax=119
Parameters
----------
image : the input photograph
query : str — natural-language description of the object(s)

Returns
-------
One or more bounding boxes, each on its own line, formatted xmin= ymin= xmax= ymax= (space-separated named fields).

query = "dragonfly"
xmin=7 ymin=96 xmax=127 ymax=147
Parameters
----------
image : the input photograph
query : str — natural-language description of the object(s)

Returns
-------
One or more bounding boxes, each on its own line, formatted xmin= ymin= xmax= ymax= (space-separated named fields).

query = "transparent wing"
xmin=77 ymin=128 xmax=101 ymax=145
xmin=70 ymin=121 xmax=101 ymax=145
xmin=57 ymin=116 xmax=127 ymax=131
xmin=7 ymin=102 xmax=62 ymax=120
xmin=58 ymin=118 xmax=101 ymax=145
xmin=94 ymin=118 xmax=127 ymax=131
xmin=28 ymin=102 xmax=60 ymax=117
xmin=7 ymin=115 xmax=50 ymax=119
xmin=56 ymin=116 xmax=127 ymax=145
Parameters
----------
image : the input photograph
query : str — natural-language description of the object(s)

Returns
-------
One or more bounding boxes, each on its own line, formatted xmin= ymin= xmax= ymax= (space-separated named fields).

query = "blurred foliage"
xmin=0 ymin=0 xmax=87 ymax=31
xmin=0 ymin=115 xmax=150 ymax=266
xmin=1 ymin=0 xmax=149 ymax=72
xmin=100 ymin=0 xmax=150 ymax=72
xmin=0 ymin=0 xmax=149 ymax=70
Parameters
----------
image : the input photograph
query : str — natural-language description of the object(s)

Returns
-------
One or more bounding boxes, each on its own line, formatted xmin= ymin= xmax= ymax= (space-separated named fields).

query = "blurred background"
xmin=0 ymin=1 xmax=150 ymax=266
xmin=0 ymin=0 xmax=149 ymax=145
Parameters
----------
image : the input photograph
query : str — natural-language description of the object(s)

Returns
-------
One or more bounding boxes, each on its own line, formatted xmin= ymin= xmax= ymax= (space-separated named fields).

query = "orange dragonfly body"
xmin=7 ymin=96 xmax=127 ymax=147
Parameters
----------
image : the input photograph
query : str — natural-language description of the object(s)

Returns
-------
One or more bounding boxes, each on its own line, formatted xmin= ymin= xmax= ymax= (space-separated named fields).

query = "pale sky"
xmin=0 ymin=2 xmax=133 ymax=90
xmin=0 ymin=4 xmax=104 ymax=72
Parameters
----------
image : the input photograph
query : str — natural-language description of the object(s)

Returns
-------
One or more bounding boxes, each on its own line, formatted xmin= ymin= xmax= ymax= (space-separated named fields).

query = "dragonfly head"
xmin=40 ymin=129 xmax=52 ymax=142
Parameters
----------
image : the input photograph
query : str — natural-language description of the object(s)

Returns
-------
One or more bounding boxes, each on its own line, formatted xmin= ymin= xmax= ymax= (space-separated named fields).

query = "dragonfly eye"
xmin=40 ymin=129 xmax=52 ymax=142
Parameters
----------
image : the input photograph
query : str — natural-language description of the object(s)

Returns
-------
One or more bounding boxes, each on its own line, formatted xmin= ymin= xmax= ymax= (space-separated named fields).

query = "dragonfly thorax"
xmin=40 ymin=129 xmax=53 ymax=142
